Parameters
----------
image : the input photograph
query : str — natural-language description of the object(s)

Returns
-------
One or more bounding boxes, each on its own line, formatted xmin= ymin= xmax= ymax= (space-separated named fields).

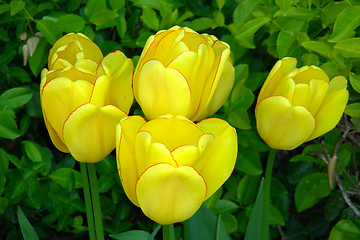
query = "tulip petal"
xmin=136 ymin=163 xmax=206 ymax=225
xmin=63 ymin=103 xmax=127 ymax=163
xmin=98 ymin=50 xmax=134 ymax=113
xmin=256 ymin=96 xmax=315 ymax=150
xmin=194 ymin=52 xmax=235 ymax=121
xmin=196 ymin=118 xmax=237 ymax=199
xmin=41 ymin=77 xmax=93 ymax=141
xmin=272 ymin=76 xmax=295 ymax=102
xmin=139 ymin=115 xmax=203 ymax=151
xmin=43 ymin=115 xmax=69 ymax=153
xmin=49 ymin=33 xmax=103 ymax=66
xmin=308 ymin=76 xmax=348 ymax=140
xmin=257 ymin=57 xmax=297 ymax=103
xmin=294 ymin=79 xmax=329 ymax=116
xmin=136 ymin=60 xmax=191 ymax=119
xmin=167 ymin=45 xmax=213 ymax=119
xmin=90 ymin=75 xmax=111 ymax=108
xmin=171 ymin=145 xmax=199 ymax=167
xmin=117 ymin=116 xmax=147 ymax=206
xmin=135 ymin=131 xmax=177 ymax=175
xmin=292 ymin=66 xmax=329 ymax=84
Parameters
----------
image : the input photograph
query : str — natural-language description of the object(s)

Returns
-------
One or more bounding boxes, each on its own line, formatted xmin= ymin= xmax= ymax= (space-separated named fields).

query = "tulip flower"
xmin=133 ymin=26 xmax=235 ymax=121
xmin=40 ymin=33 xmax=133 ymax=163
xmin=255 ymin=57 xmax=348 ymax=150
xmin=116 ymin=114 xmax=237 ymax=224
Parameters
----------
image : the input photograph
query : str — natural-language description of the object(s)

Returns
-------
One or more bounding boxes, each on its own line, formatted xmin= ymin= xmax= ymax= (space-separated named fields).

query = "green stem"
xmin=163 ymin=224 xmax=175 ymax=240
xmin=183 ymin=220 xmax=190 ymax=240
xmin=88 ymin=163 xmax=104 ymax=240
xmin=80 ymin=162 xmax=96 ymax=240
xmin=262 ymin=149 xmax=277 ymax=240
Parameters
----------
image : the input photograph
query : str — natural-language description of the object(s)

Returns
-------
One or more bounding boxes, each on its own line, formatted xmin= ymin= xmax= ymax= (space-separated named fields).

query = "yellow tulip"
xmin=255 ymin=57 xmax=349 ymax=150
xmin=133 ymin=26 xmax=235 ymax=121
xmin=40 ymin=33 xmax=134 ymax=163
xmin=116 ymin=114 xmax=237 ymax=224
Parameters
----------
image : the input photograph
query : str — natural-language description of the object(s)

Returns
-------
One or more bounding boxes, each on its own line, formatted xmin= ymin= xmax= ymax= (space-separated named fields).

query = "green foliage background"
xmin=1 ymin=0 xmax=360 ymax=239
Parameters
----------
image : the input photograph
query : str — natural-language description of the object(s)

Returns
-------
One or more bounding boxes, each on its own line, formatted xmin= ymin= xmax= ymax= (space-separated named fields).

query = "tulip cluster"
xmin=41 ymin=28 xmax=237 ymax=225
xmin=255 ymin=57 xmax=349 ymax=150
xmin=40 ymin=33 xmax=133 ymax=163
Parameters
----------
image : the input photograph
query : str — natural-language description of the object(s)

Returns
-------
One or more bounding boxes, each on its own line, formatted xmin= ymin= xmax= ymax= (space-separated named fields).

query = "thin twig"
xmin=318 ymin=139 xmax=360 ymax=218
xmin=277 ymin=225 xmax=286 ymax=240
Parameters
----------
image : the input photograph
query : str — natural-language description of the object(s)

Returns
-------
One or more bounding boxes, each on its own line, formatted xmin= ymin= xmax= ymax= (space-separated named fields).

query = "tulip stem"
xmin=262 ymin=149 xmax=277 ymax=240
xmin=80 ymin=162 xmax=96 ymax=240
xmin=88 ymin=163 xmax=105 ymax=240
xmin=163 ymin=224 xmax=175 ymax=240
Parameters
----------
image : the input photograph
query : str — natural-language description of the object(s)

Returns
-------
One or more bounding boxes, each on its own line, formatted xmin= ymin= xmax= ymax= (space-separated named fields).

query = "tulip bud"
xmin=41 ymin=33 xmax=133 ymax=162
xmin=133 ymin=26 xmax=235 ymax=121
xmin=116 ymin=115 xmax=237 ymax=224
xmin=255 ymin=57 xmax=349 ymax=150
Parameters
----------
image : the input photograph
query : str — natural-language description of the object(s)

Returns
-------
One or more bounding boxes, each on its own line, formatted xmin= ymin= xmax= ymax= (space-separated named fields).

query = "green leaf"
xmin=294 ymin=172 xmax=331 ymax=212
xmin=35 ymin=19 xmax=62 ymax=45
xmin=279 ymin=7 xmax=316 ymax=20
xmin=0 ymin=112 xmax=20 ymax=140
xmin=328 ymin=6 xmax=360 ymax=43
xmin=0 ymin=197 xmax=8 ymax=214
xmin=23 ymin=141 xmax=43 ymax=162
xmin=189 ymin=205 xmax=217 ymax=240
xmin=0 ymin=4 xmax=10 ymax=15
xmin=324 ymin=190 xmax=344 ymax=221
xmin=109 ymin=0 xmax=125 ymax=11
xmin=235 ymin=17 xmax=270 ymax=39
xmin=0 ymin=87 xmax=32 ymax=108
xmin=277 ymin=20 xmax=307 ymax=58
xmin=349 ymin=73 xmax=360 ymax=93
xmin=329 ymin=219 xmax=360 ymax=240
xmin=109 ymin=230 xmax=150 ymax=240
xmin=29 ymin=39 xmax=51 ymax=77
xmin=18 ymin=206 xmax=40 ymax=240
xmin=345 ymin=103 xmax=360 ymax=117
xmin=236 ymin=147 xmax=262 ymax=176
xmin=269 ymin=204 xmax=285 ymax=226
xmin=49 ymin=168 xmax=83 ymax=189
xmin=233 ymin=0 xmax=261 ymax=22
xmin=89 ymin=9 xmax=118 ymax=26
xmin=322 ymin=1 xmax=349 ymax=28
xmin=6 ymin=176 xmax=26 ymax=199
xmin=228 ymin=108 xmax=251 ymax=130
xmin=141 ymin=6 xmax=159 ymax=30
xmin=275 ymin=0 xmax=292 ymax=13
xmin=216 ymin=0 xmax=224 ymax=10
xmin=187 ymin=17 xmax=214 ymax=31
xmin=236 ymin=175 xmax=260 ymax=206
xmin=213 ymin=200 xmax=239 ymax=214
xmin=290 ymin=154 xmax=323 ymax=164
xmin=216 ymin=215 xmax=232 ymax=240
xmin=244 ymin=178 xmax=269 ymax=240
xmin=8 ymin=67 xmax=31 ymax=83
xmin=84 ymin=0 xmax=106 ymax=19
xmin=302 ymin=41 xmax=332 ymax=58
xmin=220 ymin=212 xmax=237 ymax=234
xmin=10 ymin=0 xmax=25 ymax=16
xmin=334 ymin=38 xmax=360 ymax=58
xmin=57 ymin=14 xmax=86 ymax=33
xmin=66 ymin=0 xmax=82 ymax=12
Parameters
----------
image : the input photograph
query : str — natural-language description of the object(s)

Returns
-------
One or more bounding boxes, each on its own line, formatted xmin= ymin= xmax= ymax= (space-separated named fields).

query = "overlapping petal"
xmin=63 ymin=103 xmax=127 ymax=163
